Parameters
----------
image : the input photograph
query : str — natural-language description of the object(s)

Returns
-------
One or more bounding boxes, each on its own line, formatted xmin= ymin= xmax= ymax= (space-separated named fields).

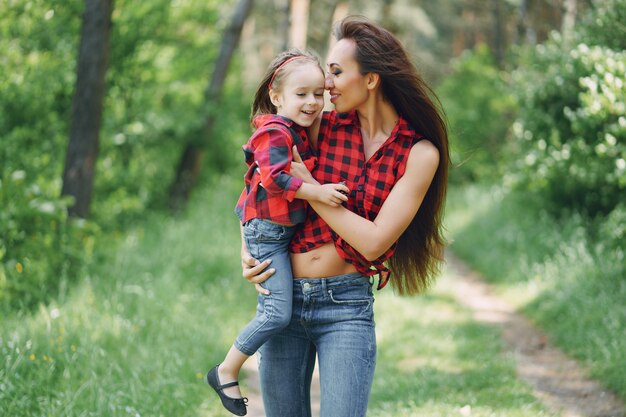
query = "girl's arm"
xmin=295 ymin=182 xmax=348 ymax=207
xmin=254 ymin=126 xmax=347 ymax=205
xmin=294 ymin=141 xmax=440 ymax=261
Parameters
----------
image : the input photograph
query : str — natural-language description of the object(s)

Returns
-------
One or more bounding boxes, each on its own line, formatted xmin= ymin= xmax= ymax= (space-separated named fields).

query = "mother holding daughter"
xmin=242 ymin=15 xmax=449 ymax=417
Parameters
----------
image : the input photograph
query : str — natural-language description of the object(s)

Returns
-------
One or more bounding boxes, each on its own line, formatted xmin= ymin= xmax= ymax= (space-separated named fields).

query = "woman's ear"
xmin=269 ymin=89 xmax=282 ymax=108
xmin=366 ymin=73 xmax=380 ymax=90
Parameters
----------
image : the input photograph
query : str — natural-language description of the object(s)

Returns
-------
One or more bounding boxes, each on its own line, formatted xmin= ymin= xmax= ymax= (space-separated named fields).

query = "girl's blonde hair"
xmin=251 ymin=49 xmax=323 ymax=125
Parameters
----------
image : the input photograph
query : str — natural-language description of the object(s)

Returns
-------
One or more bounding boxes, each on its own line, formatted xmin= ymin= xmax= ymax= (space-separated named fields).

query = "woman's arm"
xmin=301 ymin=141 xmax=440 ymax=261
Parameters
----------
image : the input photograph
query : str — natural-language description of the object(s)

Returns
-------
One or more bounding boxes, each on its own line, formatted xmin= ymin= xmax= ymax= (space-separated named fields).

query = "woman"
xmin=241 ymin=16 xmax=449 ymax=417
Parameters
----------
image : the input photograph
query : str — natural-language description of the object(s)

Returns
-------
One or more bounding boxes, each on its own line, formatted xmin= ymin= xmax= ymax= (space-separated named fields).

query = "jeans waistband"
xmin=294 ymin=272 xmax=371 ymax=295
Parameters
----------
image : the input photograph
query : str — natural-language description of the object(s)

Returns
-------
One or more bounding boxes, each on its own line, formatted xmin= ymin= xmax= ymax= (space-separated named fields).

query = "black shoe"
xmin=207 ymin=364 xmax=248 ymax=416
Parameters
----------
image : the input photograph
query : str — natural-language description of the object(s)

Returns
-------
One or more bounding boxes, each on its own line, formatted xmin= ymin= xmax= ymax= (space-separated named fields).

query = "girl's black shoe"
xmin=207 ymin=364 xmax=248 ymax=416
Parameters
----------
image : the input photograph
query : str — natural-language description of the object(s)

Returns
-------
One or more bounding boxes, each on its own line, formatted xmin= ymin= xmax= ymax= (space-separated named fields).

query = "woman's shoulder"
xmin=408 ymin=139 xmax=440 ymax=168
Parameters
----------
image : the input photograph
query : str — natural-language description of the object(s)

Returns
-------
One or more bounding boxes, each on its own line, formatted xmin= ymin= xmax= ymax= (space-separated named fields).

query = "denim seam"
xmin=298 ymin=342 xmax=314 ymax=417
xmin=235 ymin=296 xmax=275 ymax=355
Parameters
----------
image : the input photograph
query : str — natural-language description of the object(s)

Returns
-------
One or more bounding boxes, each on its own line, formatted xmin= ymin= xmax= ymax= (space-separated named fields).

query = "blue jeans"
xmin=258 ymin=273 xmax=376 ymax=417
xmin=235 ymin=218 xmax=296 ymax=356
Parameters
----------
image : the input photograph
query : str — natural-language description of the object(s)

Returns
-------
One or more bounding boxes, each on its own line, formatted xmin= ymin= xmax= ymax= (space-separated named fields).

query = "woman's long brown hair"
xmin=335 ymin=16 xmax=450 ymax=295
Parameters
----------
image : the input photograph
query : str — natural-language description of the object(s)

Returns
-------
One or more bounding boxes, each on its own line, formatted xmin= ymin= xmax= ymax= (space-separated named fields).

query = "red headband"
xmin=268 ymin=56 xmax=305 ymax=90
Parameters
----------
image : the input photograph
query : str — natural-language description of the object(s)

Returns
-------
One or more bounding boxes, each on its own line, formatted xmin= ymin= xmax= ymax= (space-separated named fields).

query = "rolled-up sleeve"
xmin=252 ymin=128 xmax=303 ymax=202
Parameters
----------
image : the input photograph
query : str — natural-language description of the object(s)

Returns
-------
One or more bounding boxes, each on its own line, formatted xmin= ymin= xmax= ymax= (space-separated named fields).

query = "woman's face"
xmin=325 ymin=39 xmax=369 ymax=113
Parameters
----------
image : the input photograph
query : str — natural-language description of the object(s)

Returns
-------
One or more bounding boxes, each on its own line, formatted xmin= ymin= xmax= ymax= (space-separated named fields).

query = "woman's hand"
xmin=241 ymin=224 xmax=274 ymax=295
xmin=290 ymin=146 xmax=317 ymax=184
xmin=241 ymin=248 xmax=274 ymax=295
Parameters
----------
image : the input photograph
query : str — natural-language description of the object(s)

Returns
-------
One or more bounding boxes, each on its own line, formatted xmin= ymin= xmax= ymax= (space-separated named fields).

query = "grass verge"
xmin=0 ymin=176 xmax=255 ymax=417
xmin=445 ymin=183 xmax=626 ymax=401
xmin=370 ymin=273 xmax=554 ymax=417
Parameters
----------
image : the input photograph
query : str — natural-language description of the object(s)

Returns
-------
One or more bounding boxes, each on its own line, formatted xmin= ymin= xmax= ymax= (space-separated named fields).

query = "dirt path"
xmin=446 ymin=253 xmax=625 ymax=417
xmin=241 ymin=253 xmax=625 ymax=417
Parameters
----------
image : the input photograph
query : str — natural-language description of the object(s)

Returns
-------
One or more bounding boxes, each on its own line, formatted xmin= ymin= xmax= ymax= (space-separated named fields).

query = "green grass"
xmin=445 ymin=183 xmax=626 ymax=401
xmin=1 ymin=177 xmax=556 ymax=416
xmin=0 ymin=176 xmax=256 ymax=417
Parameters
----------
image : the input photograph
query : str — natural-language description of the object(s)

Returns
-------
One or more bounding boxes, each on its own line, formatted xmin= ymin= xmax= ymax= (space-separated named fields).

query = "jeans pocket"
xmin=244 ymin=219 xmax=294 ymax=261
xmin=327 ymin=283 xmax=373 ymax=321
xmin=328 ymin=291 xmax=372 ymax=306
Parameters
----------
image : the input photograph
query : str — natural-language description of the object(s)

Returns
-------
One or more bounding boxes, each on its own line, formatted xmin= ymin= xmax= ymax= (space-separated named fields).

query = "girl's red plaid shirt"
xmin=235 ymin=114 xmax=317 ymax=226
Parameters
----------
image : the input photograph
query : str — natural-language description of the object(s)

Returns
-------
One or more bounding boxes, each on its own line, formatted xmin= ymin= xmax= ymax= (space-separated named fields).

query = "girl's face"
xmin=325 ymin=39 xmax=369 ymax=113
xmin=271 ymin=63 xmax=325 ymax=127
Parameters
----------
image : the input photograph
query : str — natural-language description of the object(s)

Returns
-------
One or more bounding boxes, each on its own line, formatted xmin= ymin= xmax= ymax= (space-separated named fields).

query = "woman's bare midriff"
xmin=290 ymin=242 xmax=358 ymax=279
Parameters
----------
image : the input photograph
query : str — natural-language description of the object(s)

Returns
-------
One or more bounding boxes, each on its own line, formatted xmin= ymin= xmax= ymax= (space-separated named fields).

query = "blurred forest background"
xmin=1 ymin=0 xmax=625 ymax=414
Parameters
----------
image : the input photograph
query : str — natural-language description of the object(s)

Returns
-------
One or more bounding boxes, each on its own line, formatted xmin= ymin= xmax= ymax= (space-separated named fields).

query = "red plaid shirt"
xmin=235 ymin=114 xmax=317 ymax=226
xmin=290 ymin=110 xmax=422 ymax=288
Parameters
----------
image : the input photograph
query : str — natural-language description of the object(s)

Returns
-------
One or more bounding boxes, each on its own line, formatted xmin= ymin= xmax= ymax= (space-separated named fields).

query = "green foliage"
xmin=579 ymin=0 xmax=626 ymax=50
xmin=0 ymin=0 xmax=92 ymax=309
xmin=437 ymin=45 xmax=517 ymax=183
xmin=0 ymin=169 xmax=96 ymax=310
xmin=597 ymin=203 xmax=626 ymax=251
xmin=94 ymin=0 xmax=246 ymax=226
xmin=443 ymin=1 xmax=626 ymax=401
xmin=0 ymin=0 xmax=251 ymax=309
xmin=510 ymin=0 xmax=626 ymax=216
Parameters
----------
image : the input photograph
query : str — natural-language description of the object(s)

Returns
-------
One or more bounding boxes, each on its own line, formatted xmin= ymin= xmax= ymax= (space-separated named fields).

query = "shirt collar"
xmin=253 ymin=114 xmax=299 ymax=130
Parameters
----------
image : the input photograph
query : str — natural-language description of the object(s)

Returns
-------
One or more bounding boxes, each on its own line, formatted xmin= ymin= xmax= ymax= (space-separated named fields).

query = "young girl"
xmin=207 ymin=50 xmax=349 ymax=416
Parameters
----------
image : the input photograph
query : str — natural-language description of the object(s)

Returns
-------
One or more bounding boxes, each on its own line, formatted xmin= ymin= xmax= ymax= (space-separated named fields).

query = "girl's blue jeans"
xmin=235 ymin=218 xmax=296 ymax=356
xmin=258 ymin=273 xmax=376 ymax=417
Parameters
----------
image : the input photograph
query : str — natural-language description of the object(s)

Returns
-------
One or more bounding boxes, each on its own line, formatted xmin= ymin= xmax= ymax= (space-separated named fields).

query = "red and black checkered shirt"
xmin=290 ymin=110 xmax=423 ymax=288
xmin=235 ymin=114 xmax=317 ymax=226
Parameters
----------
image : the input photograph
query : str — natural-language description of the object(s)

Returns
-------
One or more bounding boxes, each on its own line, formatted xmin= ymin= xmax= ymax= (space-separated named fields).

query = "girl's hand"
xmin=291 ymin=146 xmax=316 ymax=184
xmin=317 ymin=183 xmax=350 ymax=207
xmin=241 ymin=247 xmax=274 ymax=296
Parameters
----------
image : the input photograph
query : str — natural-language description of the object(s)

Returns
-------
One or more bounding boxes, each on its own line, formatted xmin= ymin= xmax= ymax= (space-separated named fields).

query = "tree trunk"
xmin=327 ymin=2 xmax=349 ymax=53
xmin=289 ymin=0 xmax=310 ymax=50
xmin=61 ymin=0 xmax=113 ymax=218
xmin=279 ymin=0 xmax=291 ymax=51
xmin=561 ymin=0 xmax=577 ymax=45
xmin=168 ymin=0 xmax=254 ymax=212
xmin=381 ymin=0 xmax=395 ymax=33
xmin=492 ymin=0 xmax=504 ymax=68
xmin=516 ymin=0 xmax=530 ymax=44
